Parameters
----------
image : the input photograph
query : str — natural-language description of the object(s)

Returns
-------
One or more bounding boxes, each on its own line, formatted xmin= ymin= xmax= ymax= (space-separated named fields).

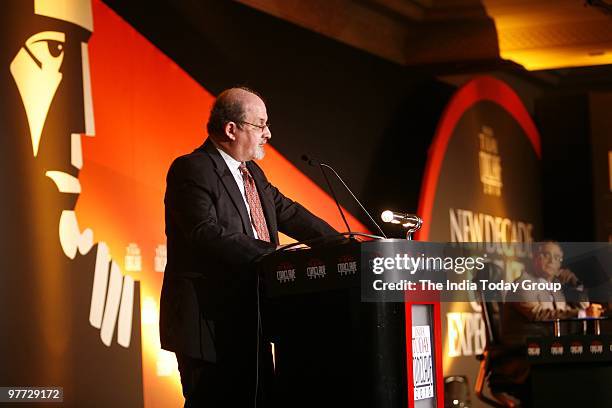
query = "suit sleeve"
xmin=509 ymin=283 xmax=580 ymax=321
xmin=166 ymin=158 xmax=276 ymax=267
xmin=511 ymin=301 xmax=579 ymax=321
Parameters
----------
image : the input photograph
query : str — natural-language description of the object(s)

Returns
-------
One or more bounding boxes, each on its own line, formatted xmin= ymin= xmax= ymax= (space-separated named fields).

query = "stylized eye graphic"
xmin=40 ymin=40 xmax=64 ymax=58
xmin=10 ymin=31 xmax=67 ymax=157
xmin=23 ymin=31 xmax=65 ymax=70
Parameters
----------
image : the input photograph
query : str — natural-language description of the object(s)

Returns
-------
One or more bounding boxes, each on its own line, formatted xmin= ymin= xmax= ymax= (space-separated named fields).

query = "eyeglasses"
xmin=236 ymin=120 xmax=271 ymax=132
xmin=538 ymin=251 xmax=563 ymax=263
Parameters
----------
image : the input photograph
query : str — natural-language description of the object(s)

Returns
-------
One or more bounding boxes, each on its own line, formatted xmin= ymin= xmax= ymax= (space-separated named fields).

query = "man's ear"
xmin=224 ymin=122 xmax=237 ymax=141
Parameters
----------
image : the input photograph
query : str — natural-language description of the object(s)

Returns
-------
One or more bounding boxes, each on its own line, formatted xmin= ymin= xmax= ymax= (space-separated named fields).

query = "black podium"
xmin=258 ymin=239 xmax=411 ymax=407
xmin=527 ymin=334 xmax=612 ymax=407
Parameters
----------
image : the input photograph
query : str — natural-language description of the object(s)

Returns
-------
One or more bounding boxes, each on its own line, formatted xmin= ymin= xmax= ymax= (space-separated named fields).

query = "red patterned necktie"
xmin=239 ymin=163 xmax=271 ymax=242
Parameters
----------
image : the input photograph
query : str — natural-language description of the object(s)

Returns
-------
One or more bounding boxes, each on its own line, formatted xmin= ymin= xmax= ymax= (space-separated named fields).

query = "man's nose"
xmin=263 ymin=127 xmax=271 ymax=140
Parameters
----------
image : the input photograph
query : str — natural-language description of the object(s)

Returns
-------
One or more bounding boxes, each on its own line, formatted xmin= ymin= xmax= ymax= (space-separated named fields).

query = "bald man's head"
xmin=206 ymin=87 xmax=263 ymax=139
xmin=207 ymin=87 xmax=272 ymax=162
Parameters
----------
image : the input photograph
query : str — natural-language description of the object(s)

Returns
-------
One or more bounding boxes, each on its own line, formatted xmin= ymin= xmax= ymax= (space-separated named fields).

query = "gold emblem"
xmin=478 ymin=126 xmax=503 ymax=197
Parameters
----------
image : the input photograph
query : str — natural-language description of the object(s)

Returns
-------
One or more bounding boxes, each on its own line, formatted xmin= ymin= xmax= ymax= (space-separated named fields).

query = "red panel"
xmin=408 ymin=76 xmax=541 ymax=408
xmin=405 ymin=299 xmax=415 ymax=405
xmin=405 ymin=300 xmax=444 ymax=408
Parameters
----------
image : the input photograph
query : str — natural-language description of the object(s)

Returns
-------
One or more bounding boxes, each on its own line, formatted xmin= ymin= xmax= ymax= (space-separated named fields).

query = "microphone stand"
xmin=302 ymin=155 xmax=387 ymax=239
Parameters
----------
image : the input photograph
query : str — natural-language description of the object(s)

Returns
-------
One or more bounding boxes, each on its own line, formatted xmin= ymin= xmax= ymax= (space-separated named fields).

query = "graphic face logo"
xmin=9 ymin=0 xmax=95 ymax=259
xmin=478 ymin=126 xmax=503 ymax=197
xmin=5 ymin=0 xmax=134 ymax=349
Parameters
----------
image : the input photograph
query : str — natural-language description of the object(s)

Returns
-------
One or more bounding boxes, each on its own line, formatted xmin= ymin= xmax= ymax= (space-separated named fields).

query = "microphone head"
xmin=381 ymin=210 xmax=395 ymax=223
xmin=381 ymin=210 xmax=423 ymax=230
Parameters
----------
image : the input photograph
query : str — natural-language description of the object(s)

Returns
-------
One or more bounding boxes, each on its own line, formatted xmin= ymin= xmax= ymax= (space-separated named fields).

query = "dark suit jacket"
xmin=160 ymin=139 xmax=337 ymax=360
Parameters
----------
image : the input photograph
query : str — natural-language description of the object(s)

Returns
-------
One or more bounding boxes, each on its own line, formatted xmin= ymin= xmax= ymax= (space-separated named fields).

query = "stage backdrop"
xmin=416 ymin=76 xmax=543 ymax=406
xmin=0 ymin=1 xmax=368 ymax=406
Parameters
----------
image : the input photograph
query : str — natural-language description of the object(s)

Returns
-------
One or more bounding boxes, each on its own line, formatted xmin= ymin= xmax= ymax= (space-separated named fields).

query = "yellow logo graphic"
xmin=478 ymin=126 xmax=503 ymax=197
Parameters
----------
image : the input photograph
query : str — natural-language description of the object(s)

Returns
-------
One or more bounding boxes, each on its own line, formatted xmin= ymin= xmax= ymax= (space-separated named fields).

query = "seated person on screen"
xmin=502 ymin=241 xmax=589 ymax=347
xmin=492 ymin=241 xmax=588 ymax=405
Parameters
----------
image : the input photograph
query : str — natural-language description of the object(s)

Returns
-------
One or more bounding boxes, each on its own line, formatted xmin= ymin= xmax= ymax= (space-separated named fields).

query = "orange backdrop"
xmin=77 ymin=1 xmax=369 ymax=406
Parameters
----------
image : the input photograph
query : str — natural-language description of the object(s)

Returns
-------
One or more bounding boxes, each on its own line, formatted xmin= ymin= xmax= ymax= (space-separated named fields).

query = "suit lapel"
xmin=247 ymin=161 xmax=279 ymax=245
xmin=201 ymin=140 xmax=255 ymax=238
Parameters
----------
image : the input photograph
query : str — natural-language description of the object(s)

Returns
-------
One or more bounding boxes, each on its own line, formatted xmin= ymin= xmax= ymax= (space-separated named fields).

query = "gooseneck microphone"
xmin=301 ymin=155 xmax=387 ymax=239
xmin=301 ymin=154 xmax=352 ymax=235
xmin=380 ymin=210 xmax=423 ymax=231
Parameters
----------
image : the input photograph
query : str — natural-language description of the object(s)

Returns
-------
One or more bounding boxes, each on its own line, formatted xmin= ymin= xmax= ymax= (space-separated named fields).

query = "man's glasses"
xmin=236 ymin=120 xmax=271 ymax=132
xmin=538 ymin=251 xmax=563 ymax=263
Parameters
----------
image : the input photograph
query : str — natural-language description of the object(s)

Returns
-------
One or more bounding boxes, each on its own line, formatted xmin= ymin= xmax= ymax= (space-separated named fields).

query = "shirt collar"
xmin=214 ymin=144 xmax=243 ymax=173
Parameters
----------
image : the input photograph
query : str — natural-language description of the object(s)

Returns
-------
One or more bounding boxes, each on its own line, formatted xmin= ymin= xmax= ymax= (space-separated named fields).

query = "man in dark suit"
xmin=160 ymin=87 xmax=337 ymax=406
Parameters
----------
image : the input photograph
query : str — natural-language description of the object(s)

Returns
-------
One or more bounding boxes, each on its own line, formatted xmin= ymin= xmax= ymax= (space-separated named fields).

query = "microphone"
xmin=301 ymin=155 xmax=351 ymax=235
xmin=301 ymin=155 xmax=387 ymax=239
xmin=381 ymin=210 xmax=423 ymax=231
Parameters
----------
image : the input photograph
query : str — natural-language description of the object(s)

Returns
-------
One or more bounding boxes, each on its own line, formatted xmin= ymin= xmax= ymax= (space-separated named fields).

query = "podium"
xmin=526 ymin=334 xmax=612 ymax=407
xmin=258 ymin=237 xmax=443 ymax=407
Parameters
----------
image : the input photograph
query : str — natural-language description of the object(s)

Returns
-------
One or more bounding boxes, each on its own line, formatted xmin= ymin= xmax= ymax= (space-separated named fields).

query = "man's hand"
xmin=558 ymin=268 xmax=580 ymax=287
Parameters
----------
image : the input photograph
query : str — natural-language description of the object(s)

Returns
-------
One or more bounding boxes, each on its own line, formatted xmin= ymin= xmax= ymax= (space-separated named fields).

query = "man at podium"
xmin=160 ymin=87 xmax=337 ymax=407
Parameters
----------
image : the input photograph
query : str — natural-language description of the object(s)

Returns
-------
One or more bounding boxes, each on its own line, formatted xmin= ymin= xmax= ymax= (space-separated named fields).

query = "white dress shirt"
xmin=216 ymin=147 xmax=259 ymax=238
